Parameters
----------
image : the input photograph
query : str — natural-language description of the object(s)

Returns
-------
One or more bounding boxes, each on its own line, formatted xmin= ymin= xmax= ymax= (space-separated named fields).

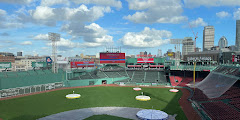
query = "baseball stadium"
xmin=0 ymin=52 xmax=240 ymax=120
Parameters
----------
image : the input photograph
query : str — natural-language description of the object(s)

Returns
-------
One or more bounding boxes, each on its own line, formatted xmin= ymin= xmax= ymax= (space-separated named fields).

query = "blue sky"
xmin=0 ymin=0 xmax=240 ymax=57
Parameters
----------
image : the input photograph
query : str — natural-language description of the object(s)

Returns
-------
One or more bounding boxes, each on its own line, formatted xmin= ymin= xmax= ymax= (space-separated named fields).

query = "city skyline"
xmin=1 ymin=0 xmax=240 ymax=57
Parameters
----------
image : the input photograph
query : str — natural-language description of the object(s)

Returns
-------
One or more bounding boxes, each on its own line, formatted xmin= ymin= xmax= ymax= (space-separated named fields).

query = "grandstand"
xmin=171 ymin=65 xmax=240 ymax=120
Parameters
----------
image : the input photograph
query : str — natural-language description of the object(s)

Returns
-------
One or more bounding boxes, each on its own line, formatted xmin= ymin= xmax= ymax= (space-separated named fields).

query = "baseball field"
xmin=0 ymin=86 xmax=186 ymax=120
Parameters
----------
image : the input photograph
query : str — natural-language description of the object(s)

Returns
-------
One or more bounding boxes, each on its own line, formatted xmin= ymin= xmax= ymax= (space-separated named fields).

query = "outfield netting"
xmin=193 ymin=72 xmax=239 ymax=99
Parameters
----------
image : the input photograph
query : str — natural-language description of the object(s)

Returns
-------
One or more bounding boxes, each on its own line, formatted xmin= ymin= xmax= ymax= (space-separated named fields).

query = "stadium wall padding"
xmin=0 ymin=69 xmax=65 ymax=90
xmin=65 ymin=77 xmax=129 ymax=87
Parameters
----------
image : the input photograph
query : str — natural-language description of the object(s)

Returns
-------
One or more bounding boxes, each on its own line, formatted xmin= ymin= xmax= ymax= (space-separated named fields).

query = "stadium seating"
xmin=126 ymin=71 xmax=134 ymax=79
xmin=117 ymin=71 xmax=128 ymax=77
xmin=79 ymin=73 xmax=93 ymax=79
xmin=96 ymin=71 xmax=108 ymax=78
xmin=158 ymin=72 xmax=167 ymax=83
xmin=145 ymin=71 xmax=158 ymax=83
xmin=104 ymin=71 xmax=122 ymax=78
xmin=89 ymin=72 xmax=99 ymax=79
xmin=201 ymin=101 xmax=240 ymax=120
xmin=131 ymin=71 xmax=145 ymax=82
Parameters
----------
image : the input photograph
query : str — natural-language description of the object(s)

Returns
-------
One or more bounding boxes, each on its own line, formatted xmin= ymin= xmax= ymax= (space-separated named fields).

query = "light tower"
xmin=48 ymin=32 xmax=60 ymax=73
xmin=170 ymin=39 xmax=183 ymax=66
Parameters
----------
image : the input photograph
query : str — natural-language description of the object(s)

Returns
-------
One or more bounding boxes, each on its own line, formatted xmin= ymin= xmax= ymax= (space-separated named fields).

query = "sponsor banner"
xmin=232 ymin=55 xmax=235 ymax=62
xmin=0 ymin=82 xmax=63 ymax=98
xmin=100 ymin=53 xmax=125 ymax=64
xmin=32 ymin=62 xmax=47 ymax=67
xmin=187 ymin=57 xmax=212 ymax=61
xmin=167 ymin=52 xmax=174 ymax=57
xmin=46 ymin=57 xmax=52 ymax=63
xmin=0 ymin=62 xmax=11 ymax=68
xmin=127 ymin=65 xmax=142 ymax=67
xmin=69 ymin=58 xmax=94 ymax=62
xmin=70 ymin=61 xmax=95 ymax=68
xmin=137 ymin=58 xmax=154 ymax=63
xmin=149 ymin=65 xmax=164 ymax=68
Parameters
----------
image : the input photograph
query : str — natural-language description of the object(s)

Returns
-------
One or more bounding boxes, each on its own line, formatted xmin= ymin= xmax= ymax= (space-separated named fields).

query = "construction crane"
xmin=188 ymin=22 xmax=198 ymax=52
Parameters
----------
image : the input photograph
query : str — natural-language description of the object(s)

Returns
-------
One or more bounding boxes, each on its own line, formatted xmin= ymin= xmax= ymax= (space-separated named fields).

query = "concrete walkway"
xmin=38 ymin=107 xmax=177 ymax=120
xmin=38 ymin=107 xmax=142 ymax=120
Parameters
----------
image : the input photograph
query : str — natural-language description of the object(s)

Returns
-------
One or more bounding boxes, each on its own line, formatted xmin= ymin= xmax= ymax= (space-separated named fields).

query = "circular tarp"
xmin=136 ymin=109 xmax=168 ymax=120
xmin=66 ymin=94 xmax=81 ymax=99
xmin=169 ymin=89 xmax=179 ymax=93
xmin=136 ymin=95 xmax=151 ymax=101
xmin=133 ymin=87 xmax=142 ymax=91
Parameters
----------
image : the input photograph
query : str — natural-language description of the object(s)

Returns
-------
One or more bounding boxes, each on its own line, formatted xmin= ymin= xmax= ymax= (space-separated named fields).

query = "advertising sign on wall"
xmin=32 ymin=62 xmax=47 ymax=67
xmin=137 ymin=58 xmax=154 ymax=63
xmin=100 ymin=53 xmax=125 ymax=64
xmin=70 ymin=61 xmax=95 ymax=68
xmin=0 ymin=62 xmax=11 ymax=68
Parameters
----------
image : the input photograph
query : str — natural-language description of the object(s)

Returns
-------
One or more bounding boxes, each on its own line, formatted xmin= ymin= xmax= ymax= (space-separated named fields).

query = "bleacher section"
xmin=131 ymin=71 xmax=144 ymax=82
xmin=191 ymin=85 xmax=240 ymax=120
xmin=213 ymin=65 xmax=240 ymax=77
xmin=118 ymin=71 xmax=128 ymax=77
xmin=79 ymin=73 xmax=93 ymax=79
xmin=89 ymin=72 xmax=99 ymax=79
xmin=145 ymin=71 xmax=158 ymax=83
xmin=104 ymin=71 xmax=122 ymax=78
xmin=96 ymin=71 xmax=108 ymax=78
xmin=126 ymin=71 xmax=134 ymax=79
xmin=158 ymin=72 xmax=167 ymax=83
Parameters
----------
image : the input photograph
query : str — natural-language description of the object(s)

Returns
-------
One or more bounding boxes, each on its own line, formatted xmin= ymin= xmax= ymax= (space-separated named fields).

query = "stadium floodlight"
xmin=48 ymin=32 xmax=60 ymax=73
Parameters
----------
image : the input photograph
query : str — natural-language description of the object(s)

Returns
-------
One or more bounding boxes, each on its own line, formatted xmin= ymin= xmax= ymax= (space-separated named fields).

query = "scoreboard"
xmin=100 ymin=53 xmax=125 ymax=64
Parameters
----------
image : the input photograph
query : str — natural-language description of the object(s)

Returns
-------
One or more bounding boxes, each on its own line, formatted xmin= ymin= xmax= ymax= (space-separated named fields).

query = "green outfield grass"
xmin=0 ymin=86 xmax=187 ymax=120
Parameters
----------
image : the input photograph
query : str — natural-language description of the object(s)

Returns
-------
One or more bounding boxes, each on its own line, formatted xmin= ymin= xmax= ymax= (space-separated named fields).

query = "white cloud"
xmin=184 ymin=0 xmax=240 ymax=8
xmin=189 ymin=18 xmax=207 ymax=28
xmin=124 ymin=0 xmax=187 ymax=24
xmin=61 ymin=23 xmax=113 ymax=47
xmin=216 ymin=11 xmax=230 ymax=18
xmin=71 ymin=0 xmax=122 ymax=9
xmin=0 ymin=9 xmax=23 ymax=29
xmin=41 ymin=0 xmax=69 ymax=6
xmin=234 ymin=8 xmax=240 ymax=20
xmin=33 ymin=34 xmax=48 ymax=40
xmin=19 ymin=5 xmax=111 ymax=26
xmin=0 ymin=0 xmax=33 ymax=4
xmin=119 ymin=27 xmax=171 ymax=48
xmin=30 ymin=6 xmax=54 ymax=20
xmin=40 ymin=0 xmax=122 ymax=8
xmin=21 ymin=41 xmax=32 ymax=45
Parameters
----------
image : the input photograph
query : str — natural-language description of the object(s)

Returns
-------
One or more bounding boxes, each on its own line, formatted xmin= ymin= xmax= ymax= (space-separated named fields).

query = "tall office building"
xmin=182 ymin=37 xmax=194 ymax=56
xmin=218 ymin=36 xmax=228 ymax=49
xmin=157 ymin=49 xmax=162 ymax=57
xmin=236 ymin=20 xmax=240 ymax=51
xmin=17 ymin=52 xmax=22 ymax=56
xmin=203 ymin=26 xmax=215 ymax=51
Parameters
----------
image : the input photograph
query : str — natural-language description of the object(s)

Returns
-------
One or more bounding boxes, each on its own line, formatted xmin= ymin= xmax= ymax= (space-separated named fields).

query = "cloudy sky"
xmin=0 ymin=0 xmax=240 ymax=57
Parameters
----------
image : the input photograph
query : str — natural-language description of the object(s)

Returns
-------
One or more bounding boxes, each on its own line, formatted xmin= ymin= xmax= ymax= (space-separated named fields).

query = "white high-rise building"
xmin=182 ymin=37 xmax=194 ymax=56
xmin=157 ymin=49 xmax=162 ymax=57
xmin=236 ymin=20 xmax=240 ymax=51
xmin=203 ymin=26 xmax=215 ymax=51
xmin=218 ymin=36 xmax=228 ymax=49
